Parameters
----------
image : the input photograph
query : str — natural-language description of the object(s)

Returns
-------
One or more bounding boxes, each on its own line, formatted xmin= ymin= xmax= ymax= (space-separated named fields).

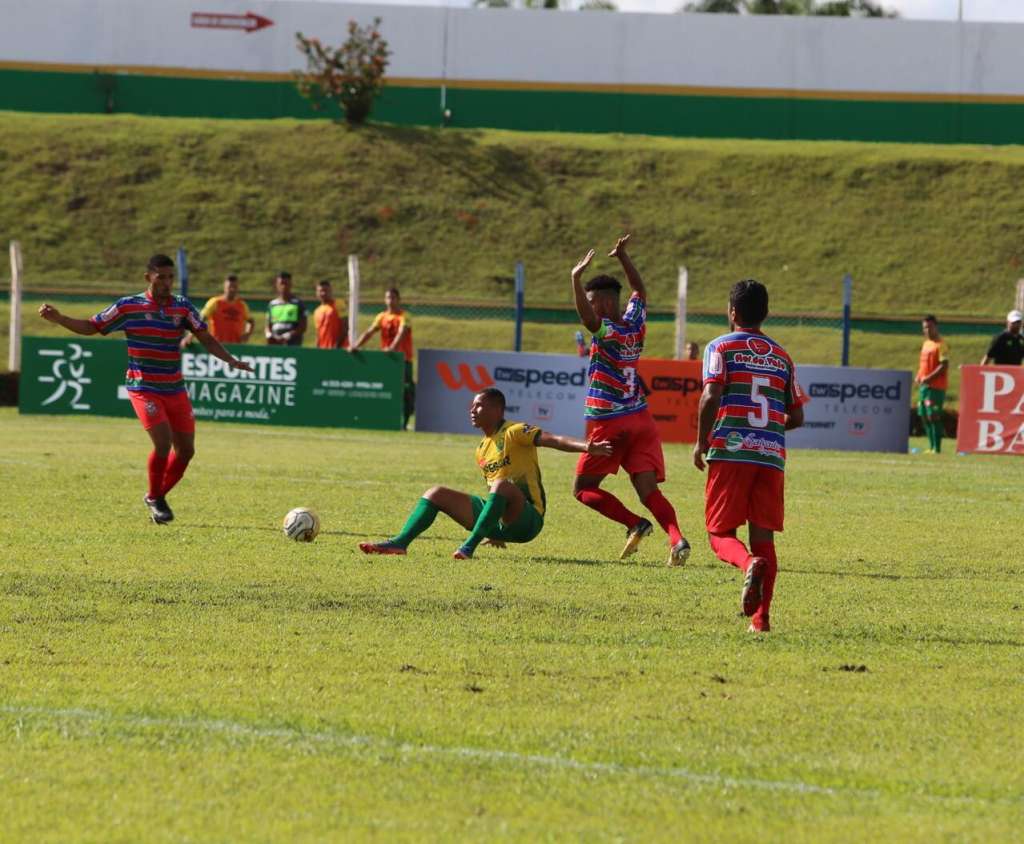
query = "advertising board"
xmin=956 ymin=365 xmax=1024 ymax=455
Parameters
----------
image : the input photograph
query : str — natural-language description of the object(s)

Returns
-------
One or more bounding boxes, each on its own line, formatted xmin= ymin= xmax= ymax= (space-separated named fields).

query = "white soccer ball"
xmin=283 ymin=507 xmax=320 ymax=542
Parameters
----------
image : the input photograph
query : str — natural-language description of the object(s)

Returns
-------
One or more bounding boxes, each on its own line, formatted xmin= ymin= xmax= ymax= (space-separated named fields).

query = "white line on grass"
xmin=2 ymin=704 xmax=1017 ymax=808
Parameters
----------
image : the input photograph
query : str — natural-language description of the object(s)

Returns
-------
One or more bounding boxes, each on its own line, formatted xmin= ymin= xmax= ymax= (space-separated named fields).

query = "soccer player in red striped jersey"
xmin=571 ymin=235 xmax=690 ymax=566
xmin=38 ymin=254 xmax=253 ymax=524
xmin=693 ymin=279 xmax=807 ymax=633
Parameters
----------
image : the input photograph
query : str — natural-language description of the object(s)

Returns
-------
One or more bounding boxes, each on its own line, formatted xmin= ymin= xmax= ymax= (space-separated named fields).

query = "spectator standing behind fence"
xmin=186 ymin=274 xmax=253 ymax=348
xmin=352 ymin=287 xmax=415 ymax=429
xmin=981 ymin=310 xmax=1024 ymax=366
xmin=313 ymin=280 xmax=348 ymax=349
xmin=916 ymin=315 xmax=949 ymax=455
xmin=685 ymin=341 xmax=700 ymax=361
xmin=265 ymin=271 xmax=307 ymax=346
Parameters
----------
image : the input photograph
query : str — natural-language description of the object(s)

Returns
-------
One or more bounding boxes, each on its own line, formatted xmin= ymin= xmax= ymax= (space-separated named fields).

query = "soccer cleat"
xmin=453 ymin=546 xmax=473 ymax=560
xmin=358 ymin=540 xmax=407 ymax=556
xmin=619 ymin=518 xmax=654 ymax=560
xmin=143 ymin=495 xmax=173 ymax=524
xmin=748 ymin=621 xmax=771 ymax=634
xmin=667 ymin=538 xmax=691 ymax=568
xmin=741 ymin=557 xmax=767 ymax=617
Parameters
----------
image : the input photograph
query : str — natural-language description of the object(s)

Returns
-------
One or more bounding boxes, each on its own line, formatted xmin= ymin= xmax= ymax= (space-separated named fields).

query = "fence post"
xmin=347 ymin=254 xmax=361 ymax=350
xmin=514 ymin=261 xmax=525 ymax=352
xmin=842 ymin=273 xmax=853 ymax=367
xmin=176 ymin=246 xmax=189 ymax=299
xmin=1016 ymin=278 xmax=1024 ymax=312
xmin=8 ymin=241 xmax=23 ymax=373
xmin=674 ymin=266 xmax=688 ymax=360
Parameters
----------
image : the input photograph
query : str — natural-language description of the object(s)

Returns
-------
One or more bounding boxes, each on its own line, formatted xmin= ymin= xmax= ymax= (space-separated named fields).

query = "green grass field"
xmin=2 ymin=112 xmax=1024 ymax=317
xmin=2 ymin=408 xmax=1021 ymax=841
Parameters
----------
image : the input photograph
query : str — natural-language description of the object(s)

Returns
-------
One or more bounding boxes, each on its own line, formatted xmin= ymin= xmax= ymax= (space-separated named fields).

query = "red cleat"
xmin=742 ymin=557 xmax=767 ymax=617
xmin=358 ymin=541 xmax=407 ymax=555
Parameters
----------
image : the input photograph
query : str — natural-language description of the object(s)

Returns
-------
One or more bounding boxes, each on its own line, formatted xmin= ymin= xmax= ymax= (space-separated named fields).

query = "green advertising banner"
xmin=19 ymin=337 xmax=404 ymax=430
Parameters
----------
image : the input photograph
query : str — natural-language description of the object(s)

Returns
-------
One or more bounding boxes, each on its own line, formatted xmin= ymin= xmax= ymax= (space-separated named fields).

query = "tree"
xmin=295 ymin=18 xmax=391 ymax=126
xmin=681 ymin=0 xmax=896 ymax=13
xmin=580 ymin=0 xmax=618 ymax=9
xmin=682 ymin=0 xmax=743 ymax=11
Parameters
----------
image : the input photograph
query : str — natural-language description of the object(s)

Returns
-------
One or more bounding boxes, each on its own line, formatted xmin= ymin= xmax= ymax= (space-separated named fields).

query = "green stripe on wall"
xmin=4 ymin=67 xmax=1024 ymax=145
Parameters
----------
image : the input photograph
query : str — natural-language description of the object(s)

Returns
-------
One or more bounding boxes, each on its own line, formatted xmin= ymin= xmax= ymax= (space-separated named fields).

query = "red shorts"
xmin=576 ymin=408 xmax=665 ymax=482
xmin=128 ymin=391 xmax=196 ymax=434
xmin=705 ymin=460 xmax=785 ymax=533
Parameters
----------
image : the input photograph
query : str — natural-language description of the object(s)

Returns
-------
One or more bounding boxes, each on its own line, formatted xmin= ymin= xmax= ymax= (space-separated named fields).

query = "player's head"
xmin=317 ymin=279 xmax=332 ymax=304
xmin=469 ymin=387 xmax=506 ymax=432
xmin=145 ymin=254 xmax=175 ymax=300
xmin=223 ymin=273 xmax=239 ymax=299
xmin=584 ymin=275 xmax=622 ymax=320
xmin=275 ymin=271 xmax=292 ymax=297
xmin=728 ymin=279 xmax=769 ymax=330
xmin=385 ymin=287 xmax=401 ymax=311
xmin=685 ymin=341 xmax=700 ymax=360
xmin=922 ymin=314 xmax=939 ymax=340
xmin=1007 ymin=309 xmax=1023 ymax=334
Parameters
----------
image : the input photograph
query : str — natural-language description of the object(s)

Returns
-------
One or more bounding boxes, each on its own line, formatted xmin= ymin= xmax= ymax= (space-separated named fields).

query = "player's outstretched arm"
xmin=38 ymin=304 xmax=98 ymax=336
xmin=609 ymin=234 xmax=646 ymax=302
xmin=693 ymin=382 xmax=724 ymax=471
xmin=537 ymin=432 xmax=613 ymax=456
xmin=351 ymin=323 xmax=378 ymax=351
xmin=192 ymin=328 xmax=255 ymax=372
xmin=571 ymin=249 xmax=602 ymax=333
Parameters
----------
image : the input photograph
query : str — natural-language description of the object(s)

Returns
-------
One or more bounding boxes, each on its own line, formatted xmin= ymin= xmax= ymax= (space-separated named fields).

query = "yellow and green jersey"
xmin=475 ymin=421 xmax=546 ymax=517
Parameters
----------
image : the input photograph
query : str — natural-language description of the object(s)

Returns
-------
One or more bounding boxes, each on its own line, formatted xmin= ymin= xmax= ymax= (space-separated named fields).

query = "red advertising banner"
xmin=956 ymin=365 xmax=1024 ymax=455
xmin=637 ymin=358 xmax=702 ymax=444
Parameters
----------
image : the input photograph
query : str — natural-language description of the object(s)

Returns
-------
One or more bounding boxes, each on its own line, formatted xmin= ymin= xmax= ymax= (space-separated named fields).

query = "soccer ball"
xmin=283 ymin=507 xmax=320 ymax=542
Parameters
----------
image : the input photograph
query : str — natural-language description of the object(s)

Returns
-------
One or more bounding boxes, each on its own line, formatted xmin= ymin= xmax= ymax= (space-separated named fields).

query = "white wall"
xmin=3 ymin=0 xmax=1024 ymax=98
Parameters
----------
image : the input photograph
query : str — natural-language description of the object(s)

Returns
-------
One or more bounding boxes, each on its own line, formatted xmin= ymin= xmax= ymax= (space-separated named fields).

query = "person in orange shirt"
xmin=183 ymin=274 xmax=253 ymax=348
xmin=353 ymin=287 xmax=415 ymax=429
xmin=313 ymin=280 xmax=348 ymax=349
xmin=916 ymin=314 xmax=950 ymax=454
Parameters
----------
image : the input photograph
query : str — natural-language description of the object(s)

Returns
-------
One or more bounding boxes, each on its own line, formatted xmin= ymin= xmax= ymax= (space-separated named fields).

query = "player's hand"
xmin=482 ymin=538 xmax=506 ymax=549
xmin=571 ymin=249 xmax=595 ymax=282
xmin=608 ymin=234 xmax=631 ymax=258
xmin=230 ymin=357 xmax=255 ymax=372
xmin=587 ymin=439 xmax=614 ymax=457
xmin=38 ymin=303 xmax=62 ymax=323
xmin=692 ymin=442 xmax=708 ymax=472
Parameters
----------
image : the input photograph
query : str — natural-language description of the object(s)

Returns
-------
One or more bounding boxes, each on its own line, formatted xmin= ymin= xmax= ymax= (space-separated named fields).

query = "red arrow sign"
xmin=191 ymin=11 xmax=274 ymax=33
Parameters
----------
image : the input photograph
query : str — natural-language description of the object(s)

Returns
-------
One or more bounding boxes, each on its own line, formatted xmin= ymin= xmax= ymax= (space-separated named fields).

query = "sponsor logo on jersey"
xmin=725 ymin=431 xmax=745 ymax=452
xmin=747 ymin=337 xmax=772 ymax=356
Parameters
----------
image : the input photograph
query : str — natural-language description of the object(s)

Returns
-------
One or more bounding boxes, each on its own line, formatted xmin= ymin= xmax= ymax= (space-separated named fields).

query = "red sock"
xmin=147 ymin=451 xmax=169 ymax=499
xmin=575 ymin=488 xmax=642 ymax=529
xmin=709 ymin=531 xmax=751 ymax=570
xmin=642 ymin=489 xmax=683 ymax=545
xmin=750 ymin=540 xmax=778 ymax=629
xmin=161 ymin=451 xmax=192 ymax=496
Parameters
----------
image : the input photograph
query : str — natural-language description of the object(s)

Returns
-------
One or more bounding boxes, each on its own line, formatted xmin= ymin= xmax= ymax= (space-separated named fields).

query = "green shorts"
xmin=918 ymin=385 xmax=946 ymax=419
xmin=469 ymin=496 xmax=544 ymax=544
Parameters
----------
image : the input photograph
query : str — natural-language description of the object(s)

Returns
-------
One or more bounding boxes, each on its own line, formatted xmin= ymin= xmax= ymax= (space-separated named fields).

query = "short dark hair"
xmin=584 ymin=274 xmax=622 ymax=294
xmin=386 ymin=287 xmax=400 ymax=298
xmin=225 ymin=273 xmax=239 ymax=283
xmin=317 ymin=279 xmax=331 ymax=287
xmin=476 ymin=387 xmax=506 ymax=410
xmin=730 ymin=279 xmax=769 ymax=326
xmin=276 ymin=271 xmax=292 ymax=280
xmin=923 ymin=314 xmax=937 ymax=323
xmin=147 ymin=254 xmax=174 ymax=271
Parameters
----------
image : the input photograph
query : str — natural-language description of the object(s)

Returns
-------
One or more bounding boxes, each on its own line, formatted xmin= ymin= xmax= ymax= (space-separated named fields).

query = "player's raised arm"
xmin=609 ymin=234 xmax=646 ymax=302
xmin=571 ymin=249 xmax=602 ymax=334
xmin=537 ymin=431 xmax=613 ymax=456
xmin=38 ymin=304 xmax=98 ymax=336
xmin=191 ymin=327 xmax=254 ymax=372
xmin=693 ymin=381 xmax=724 ymax=471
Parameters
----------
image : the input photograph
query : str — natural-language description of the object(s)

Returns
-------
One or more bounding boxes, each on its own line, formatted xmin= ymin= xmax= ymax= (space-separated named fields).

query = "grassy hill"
xmin=2 ymin=112 xmax=1024 ymax=318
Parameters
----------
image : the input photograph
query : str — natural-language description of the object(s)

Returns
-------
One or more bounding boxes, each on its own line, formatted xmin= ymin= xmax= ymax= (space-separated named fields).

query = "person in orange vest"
xmin=916 ymin=314 xmax=950 ymax=454
xmin=353 ymin=287 xmax=415 ymax=429
xmin=181 ymin=273 xmax=253 ymax=349
xmin=312 ymin=280 xmax=348 ymax=349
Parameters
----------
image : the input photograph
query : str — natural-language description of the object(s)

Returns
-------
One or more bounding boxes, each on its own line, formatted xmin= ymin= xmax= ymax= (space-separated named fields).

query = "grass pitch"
xmin=1 ymin=408 xmax=1021 ymax=841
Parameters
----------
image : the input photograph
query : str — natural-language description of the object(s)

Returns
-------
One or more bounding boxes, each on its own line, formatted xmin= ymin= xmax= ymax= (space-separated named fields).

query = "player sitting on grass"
xmin=38 ymin=254 xmax=253 ymax=524
xmin=359 ymin=387 xmax=612 ymax=559
xmin=571 ymin=234 xmax=690 ymax=566
xmin=693 ymin=279 xmax=807 ymax=633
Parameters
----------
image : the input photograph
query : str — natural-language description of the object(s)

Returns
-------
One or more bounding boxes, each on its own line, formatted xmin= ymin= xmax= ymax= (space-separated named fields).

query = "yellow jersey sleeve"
xmin=939 ymin=340 xmax=950 ymax=362
xmin=371 ymin=312 xmax=384 ymax=330
xmin=239 ymin=300 xmax=251 ymax=323
xmin=508 ymin=422 xmax=542 ymax=447
xmin=200 ymin=297 xmax=218 ymax=320
xmin=399 ymin=312 xmax=411 ymax=328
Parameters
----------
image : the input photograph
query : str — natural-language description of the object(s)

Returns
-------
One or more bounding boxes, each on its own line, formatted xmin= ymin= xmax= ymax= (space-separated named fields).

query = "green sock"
xmin=462 ymin=493 xmax=507 ymax=554
xmin=391 ymin=498 xmax=440 ymax=548
xmin=933 ymin=417 xmax=943 ymax=453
